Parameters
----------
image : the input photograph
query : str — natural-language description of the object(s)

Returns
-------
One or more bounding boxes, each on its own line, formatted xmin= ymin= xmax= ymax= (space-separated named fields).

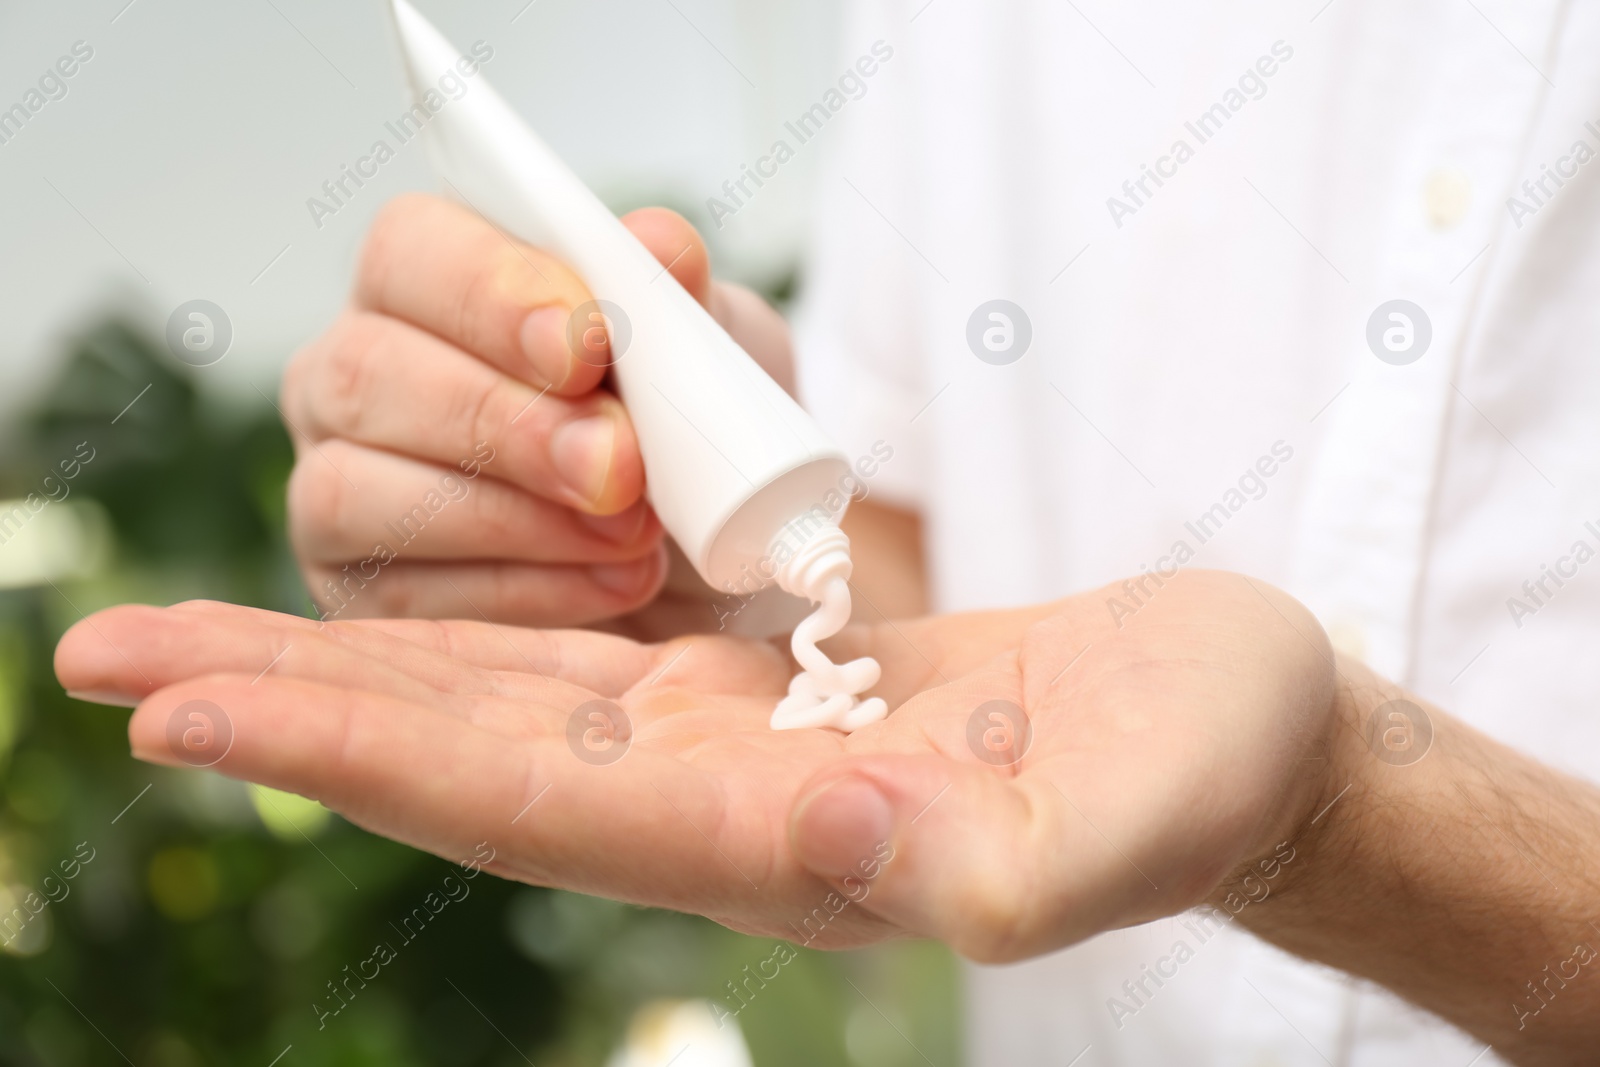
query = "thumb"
xmin=621 ymin=206 xmax=712 ymax=306
xmin=787 ymin=755 xmax=1072 ymax=962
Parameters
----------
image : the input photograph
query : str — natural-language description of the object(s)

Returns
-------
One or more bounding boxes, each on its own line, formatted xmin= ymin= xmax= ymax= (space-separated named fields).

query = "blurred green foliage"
xmin=0 ymin=321 xmax=959 ymax=1066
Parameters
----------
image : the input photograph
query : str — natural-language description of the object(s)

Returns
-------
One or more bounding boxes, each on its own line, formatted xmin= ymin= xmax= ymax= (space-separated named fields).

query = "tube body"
xmin=391 ymin=1 xmax=851 ymax=591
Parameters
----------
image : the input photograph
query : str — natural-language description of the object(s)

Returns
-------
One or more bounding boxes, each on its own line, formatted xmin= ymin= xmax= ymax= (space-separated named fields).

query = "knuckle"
xmin=453 ymin=371 xmax=506 ymax=459
xmin=462 ymin=477 xmax=524 ymax=544
xmin=279 ymin=357 xmax=307 ymax=430
xmin=279 ymin=332 xmax=326 ymax=430
xmin=359 ymin=194 xmax=434 ymax=298
xmin=281 ymin=345 xmax=308 ymax=404
xmin=284 ymin=454 xmax=352 ymax=556
xmin=309 ymin=313 xmax=389 ymax=436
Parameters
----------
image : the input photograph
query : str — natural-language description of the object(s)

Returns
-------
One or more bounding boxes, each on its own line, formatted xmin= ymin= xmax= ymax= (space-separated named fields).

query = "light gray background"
xmin=0 ymin=0 xmax=842 ymax=419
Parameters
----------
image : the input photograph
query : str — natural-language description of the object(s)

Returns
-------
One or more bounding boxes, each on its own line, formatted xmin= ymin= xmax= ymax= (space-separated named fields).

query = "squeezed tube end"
xmin=773 ymin=524 xmax=853 ymax=604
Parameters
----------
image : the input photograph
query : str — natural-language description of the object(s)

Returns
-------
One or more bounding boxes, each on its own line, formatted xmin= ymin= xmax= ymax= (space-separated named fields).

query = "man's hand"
xmin=281 ymin=194 xmax=796 ymax=629
xmin=55 ymin=569 xmax=1335 ymax=961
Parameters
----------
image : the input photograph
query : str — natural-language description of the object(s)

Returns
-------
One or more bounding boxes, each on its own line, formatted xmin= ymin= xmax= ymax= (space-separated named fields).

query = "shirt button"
xmin=1328 ymin=619 xmax=1368 ymax=661
xmin=1424 ymin=167 xmax=1472 ymax=229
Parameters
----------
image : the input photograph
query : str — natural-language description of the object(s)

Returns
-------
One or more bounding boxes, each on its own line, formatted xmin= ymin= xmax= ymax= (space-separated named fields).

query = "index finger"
xmin=120 ymin=674 xmax=846 ymax=929
xmin=355 ymin=193 xmax=608 ymax=395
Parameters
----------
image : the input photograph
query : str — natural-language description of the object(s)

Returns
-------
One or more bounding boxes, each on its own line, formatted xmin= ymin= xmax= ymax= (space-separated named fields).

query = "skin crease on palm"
xmin=54 ymin=568 xmax=1336 ymax=963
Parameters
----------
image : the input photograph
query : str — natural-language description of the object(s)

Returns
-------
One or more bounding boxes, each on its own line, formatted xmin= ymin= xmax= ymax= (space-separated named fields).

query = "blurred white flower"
xmin=0 ymin=882 xmax=52 ymax=957
xmin=0 ymin=499 xmax=109 ymax=589
xmin=606 ymin=998 xmax=754 ymax=1067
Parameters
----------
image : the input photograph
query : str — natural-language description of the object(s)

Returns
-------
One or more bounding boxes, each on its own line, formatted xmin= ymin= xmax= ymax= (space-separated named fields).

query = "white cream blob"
xmin=770 ymin=525 xmax=888 ymax=732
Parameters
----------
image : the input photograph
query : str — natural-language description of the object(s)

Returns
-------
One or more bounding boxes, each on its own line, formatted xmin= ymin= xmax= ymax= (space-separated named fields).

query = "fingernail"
xmin=519 ymin=306 xmax=573 ymax=389
xmin=550 ymin=412 xmax=616 ymax=506
xmin=577 ymin=503 xmax=648 ymax=544
xmin=131 ymin=742 xmax=182 ymax=767
xmin=66 ymin=689 xmax=140 ymax=708
xmin=589 ymin=558 xmax=649 ymax=596
xmin=791 ymin=776 xmax=895 ymax=879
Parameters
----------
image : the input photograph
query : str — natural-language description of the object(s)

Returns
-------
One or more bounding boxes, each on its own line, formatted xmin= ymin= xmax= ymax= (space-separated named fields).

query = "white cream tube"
xmin=389 ymin=1 xmax=886 ymax=732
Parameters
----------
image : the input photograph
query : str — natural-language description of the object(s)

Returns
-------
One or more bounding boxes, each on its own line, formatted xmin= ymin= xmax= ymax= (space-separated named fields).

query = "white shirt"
xmin=791 ymin=0 xmax=1599 ymax=1062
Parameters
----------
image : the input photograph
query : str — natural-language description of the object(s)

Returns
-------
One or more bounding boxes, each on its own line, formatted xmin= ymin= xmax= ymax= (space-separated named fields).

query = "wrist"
xmin=1265 ymin=655 xmax=1407 ymax=897
xmin=1199 ymin=651 xmax=1371 ymax=918
xmin=1219 ymin=656 xmax=1600 ymax=1055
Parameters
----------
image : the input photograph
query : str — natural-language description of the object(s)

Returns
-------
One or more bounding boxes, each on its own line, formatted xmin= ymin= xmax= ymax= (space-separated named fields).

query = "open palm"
xmin=55 ymin=569 xmax=1336 ymax=962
